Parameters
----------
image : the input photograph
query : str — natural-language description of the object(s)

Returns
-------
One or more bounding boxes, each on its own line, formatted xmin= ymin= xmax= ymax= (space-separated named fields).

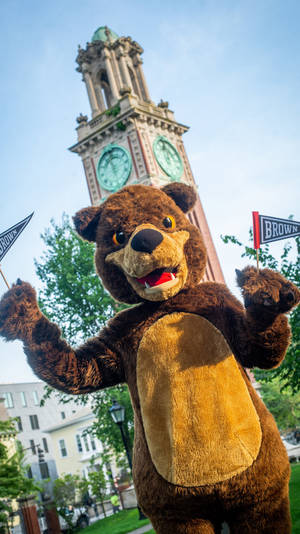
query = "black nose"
xmin=131 ymin=228 xmax=163 ymax=254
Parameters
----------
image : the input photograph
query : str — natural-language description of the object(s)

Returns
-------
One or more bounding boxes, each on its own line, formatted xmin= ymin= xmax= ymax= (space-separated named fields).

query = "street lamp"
xmin=109 ymin=400 xmax=146 ymax=520
xmin=109 ymin=400 xmax=132 ymax=470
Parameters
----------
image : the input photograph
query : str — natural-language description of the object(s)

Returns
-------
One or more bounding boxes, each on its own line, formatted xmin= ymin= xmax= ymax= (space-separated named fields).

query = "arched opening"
xmin=128 ymin=66 xmax=140 ymax=98
xmin=99 ymin=70 xmax=112 ymax=109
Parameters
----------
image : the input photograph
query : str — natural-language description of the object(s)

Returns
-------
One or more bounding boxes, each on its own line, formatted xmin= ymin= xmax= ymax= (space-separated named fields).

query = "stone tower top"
xmin=76 ymin=27 xmax=151 ymax=117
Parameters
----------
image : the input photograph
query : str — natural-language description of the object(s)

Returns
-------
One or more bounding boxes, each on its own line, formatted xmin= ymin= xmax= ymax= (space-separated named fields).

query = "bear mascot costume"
xmin=0 ymin=183 xmax=299 ymax=533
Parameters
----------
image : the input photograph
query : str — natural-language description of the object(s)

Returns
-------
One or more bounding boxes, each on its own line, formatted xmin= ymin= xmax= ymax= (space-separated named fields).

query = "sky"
xmin=0 ymin=0 xmax=299 ymax=382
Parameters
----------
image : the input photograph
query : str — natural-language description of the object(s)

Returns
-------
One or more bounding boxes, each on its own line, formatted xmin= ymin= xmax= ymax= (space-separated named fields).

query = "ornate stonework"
xmin=69 ymin=27 xmax=224 ymax=283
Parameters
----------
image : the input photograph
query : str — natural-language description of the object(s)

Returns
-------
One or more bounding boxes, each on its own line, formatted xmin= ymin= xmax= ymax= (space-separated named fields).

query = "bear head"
xmin=73 ymin=183 xmax=207 ymax=304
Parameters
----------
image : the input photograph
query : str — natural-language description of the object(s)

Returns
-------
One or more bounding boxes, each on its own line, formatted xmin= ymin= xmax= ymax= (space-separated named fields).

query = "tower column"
xmin=134 ymin=55 xmax=151 ymax=102
xmin=103 ymin=50 xmax=119 ymax=102
xmin=117 ymin=50 xmax=132 ymax=89
xmin=94 ymin=85 xmax=106 ymax=112
xmin=82 ymin=64 xmax=100 ymax=117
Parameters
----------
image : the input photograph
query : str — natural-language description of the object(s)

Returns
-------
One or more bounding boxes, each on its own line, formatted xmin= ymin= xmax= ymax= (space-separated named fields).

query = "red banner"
xmin=252 ymin=211 xmax=260 ymax=250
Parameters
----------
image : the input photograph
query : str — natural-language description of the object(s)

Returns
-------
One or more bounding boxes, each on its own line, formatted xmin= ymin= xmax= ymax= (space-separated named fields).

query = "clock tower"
xmin=69 ymin=26 xmax=224 ymax=283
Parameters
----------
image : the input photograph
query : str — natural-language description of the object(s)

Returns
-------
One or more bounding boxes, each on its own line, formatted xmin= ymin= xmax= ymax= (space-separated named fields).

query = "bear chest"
xmin=136 ymin=312 xmax=262 ymax=486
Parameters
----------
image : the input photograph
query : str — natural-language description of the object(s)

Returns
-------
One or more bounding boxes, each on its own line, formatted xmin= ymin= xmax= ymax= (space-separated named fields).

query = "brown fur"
xmin=0 ymin=183 xmax=299 ymax=533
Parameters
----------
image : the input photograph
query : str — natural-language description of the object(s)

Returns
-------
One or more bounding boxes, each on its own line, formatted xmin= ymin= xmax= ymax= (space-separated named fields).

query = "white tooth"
xmin=171 ymin=273 xmax=175 ymax=279
xmin=145 ymin=282 xmax=150 ymax=288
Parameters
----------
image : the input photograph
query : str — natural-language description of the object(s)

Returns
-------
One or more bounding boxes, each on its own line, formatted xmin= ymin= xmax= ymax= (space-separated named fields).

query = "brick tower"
xmin=69 ymin=26 xmax=224 ymax=283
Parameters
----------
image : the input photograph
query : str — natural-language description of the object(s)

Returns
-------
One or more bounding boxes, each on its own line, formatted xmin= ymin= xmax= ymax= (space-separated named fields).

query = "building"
xmin=69 ymin=26 xmax=224 ymax=283
xmin=0 ymin=381 xmax=78 ymax=484
xmin=0 ymin=398 xmax=20 ymax=530
xmin=44 ymin=406 xmax=117 ymax=482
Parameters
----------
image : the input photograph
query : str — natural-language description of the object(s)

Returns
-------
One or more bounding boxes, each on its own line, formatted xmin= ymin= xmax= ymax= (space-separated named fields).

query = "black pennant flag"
xmin=253 ymin=212 xmax=300 ymax=249
xmin=260 ymin=214 xmax=300 ymax=244
xmin=0 ymin=213 xmax=34 ymax=262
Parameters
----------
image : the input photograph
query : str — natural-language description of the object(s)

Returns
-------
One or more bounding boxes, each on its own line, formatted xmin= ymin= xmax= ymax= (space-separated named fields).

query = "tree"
xmin=258 ymin=379 xmax=300 ymax=432
xmin=36 ymin=215 xmax=134 ymax=456
xmin=86 ymin=458 xmax=108 ymax=517
xmin=35 ymin=214 xmax=120 ymax=343
xmin=52 ymin=473 xmax=81 ymax=509
xmin=221 ymin=231 xmax=300 ymax=392
xmin=0 ymin=420 xmax=38 ymax=533
xmin=52 ymin=473 xmax=87 ymax=532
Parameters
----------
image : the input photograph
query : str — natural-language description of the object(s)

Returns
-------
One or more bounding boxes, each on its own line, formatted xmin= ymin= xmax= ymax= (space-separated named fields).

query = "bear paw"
xmin=0 ymin=280 xmax=41 ymax=341
xmin=236 ymin=266 xmax=300 ymax=315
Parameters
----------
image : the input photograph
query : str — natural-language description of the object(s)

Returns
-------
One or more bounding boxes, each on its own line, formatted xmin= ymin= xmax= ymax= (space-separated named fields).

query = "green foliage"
xmin=52 ymin=473 xmax=87 ymax=532
xmin=90 ymin=387 xmax=134 ymax=458
xmin=35 ymin=214 xmax=119 ymax=344
xmin=105 ymin=104 xmax=121 ymax=117
xmin=259 ymin=379 xmax=300 ymax=432
xmin=221 ymin=230 xmax=300 ymax=392
xmin=86 ymin=458 xmax=108 ymax=516
xmin=116 ymin=121 xmax=126 ymax=131
xmin=52 ymin=473 xmax=81 ymax=508
xmin=35 ymin=216 xmax=133 ymax=457
xmin=0 ymin=420 xmax=38 ymax=531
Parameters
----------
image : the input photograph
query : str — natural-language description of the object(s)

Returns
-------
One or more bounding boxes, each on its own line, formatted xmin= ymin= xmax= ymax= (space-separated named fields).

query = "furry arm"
xmin=224 ymin=266 xmax=300 ymax=369
xmin=0 ymin=281 xmax=124 ymax=394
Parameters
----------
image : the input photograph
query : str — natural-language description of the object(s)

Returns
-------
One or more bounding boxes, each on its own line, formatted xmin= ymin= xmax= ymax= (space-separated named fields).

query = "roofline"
xmin=0 ymin=381 xmax=42 ymax=386
xmin=44 ymin=412 xmax=95 ymax=433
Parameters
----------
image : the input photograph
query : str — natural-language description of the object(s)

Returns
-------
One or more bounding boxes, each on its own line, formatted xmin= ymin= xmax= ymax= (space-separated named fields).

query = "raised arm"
xmin=0 ymin=281 xmax=124 ymax=394
xmin=223 ymin=267 xmax=300 ymax=369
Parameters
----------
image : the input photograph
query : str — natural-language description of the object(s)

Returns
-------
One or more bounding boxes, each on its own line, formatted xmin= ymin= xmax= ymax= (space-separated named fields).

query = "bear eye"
xmin=163 ymin=216 xmax=176 ymax=229
xmin=112 ymin=231 xmax=126 ymax=246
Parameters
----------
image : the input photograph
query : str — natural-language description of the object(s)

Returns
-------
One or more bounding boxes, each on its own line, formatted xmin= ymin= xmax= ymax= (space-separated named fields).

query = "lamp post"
xmin=109 ymin=400 xmax=132 ymax=470
xmin=109 ymin=400 xmax=146 ymax=520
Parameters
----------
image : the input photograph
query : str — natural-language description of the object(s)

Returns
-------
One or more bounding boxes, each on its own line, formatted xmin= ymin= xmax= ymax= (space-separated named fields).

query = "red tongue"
xmin=137 ymin=271 xmax=173 ymax=287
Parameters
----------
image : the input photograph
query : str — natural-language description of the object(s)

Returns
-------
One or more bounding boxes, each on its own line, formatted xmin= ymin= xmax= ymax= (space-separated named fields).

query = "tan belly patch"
xmin=137 ymin=312 xmax=262 ymax=486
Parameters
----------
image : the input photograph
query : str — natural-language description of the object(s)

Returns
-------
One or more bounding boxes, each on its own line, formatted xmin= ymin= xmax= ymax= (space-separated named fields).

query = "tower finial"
xmin=105 ymin=26 xmax=112 ymax=43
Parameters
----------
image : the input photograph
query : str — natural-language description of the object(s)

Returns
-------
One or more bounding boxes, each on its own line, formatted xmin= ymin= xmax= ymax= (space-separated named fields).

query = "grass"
xmin=81 ymin=464 xmax=300 ymax=534
xmin=291 ymin=463 xmax=300 ymax=534
xmin=81 ymin=508 xmax=149 ymax=534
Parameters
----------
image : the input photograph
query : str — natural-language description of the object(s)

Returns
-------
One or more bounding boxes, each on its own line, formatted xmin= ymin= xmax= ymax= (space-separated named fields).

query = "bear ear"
xmin=162 ymin=183 xmax=197 ymax=213
xmin=73 ymin=205 xmax=102 ymax=242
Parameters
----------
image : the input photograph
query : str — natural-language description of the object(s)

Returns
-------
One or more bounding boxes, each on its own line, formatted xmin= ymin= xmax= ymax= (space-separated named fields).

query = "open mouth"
xmin=136 ymin=267 xmax=178 ymax=290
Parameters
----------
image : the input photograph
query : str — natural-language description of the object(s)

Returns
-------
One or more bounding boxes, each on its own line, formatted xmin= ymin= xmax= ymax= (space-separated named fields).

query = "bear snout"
xmin=131 ymin=228 xmax=163 ymax=254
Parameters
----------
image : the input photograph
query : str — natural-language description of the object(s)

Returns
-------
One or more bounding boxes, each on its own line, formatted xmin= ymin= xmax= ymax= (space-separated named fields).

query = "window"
xmin=83 ymin=434 xmax=90 ymax=452
xmin=128 ymin=66 xmax=140 ymax=97
xmin=32 ymin=391 xmax=39 ymax=406
xmin=59 ymin=439 xmax=67 ymax=457
xmin=20 ymin=391 xmax=27 ymax=407
xmin=16 ymin=416 xmax=23 ymax=432
xmin=61 ymin=411 xmax=66 ymax=420
xmin=40 ymin=462 xmax=49 ymax=479
xmin=76 ymin=434 xmax=83 ymax=453
xmin=3 ymin=392 xmax=14 ymax=408
xmin=29 ymin=415 xmax=39 ymax=430
xmin=90 ymin=435 xmax=97 ymax=451
xmin=30 ymin=439 xmax=36 ymax=455
xmin=42 ymin=438 xmax=49 ymax=453
xmin=27 ymin=466 xmax=33 ymax=479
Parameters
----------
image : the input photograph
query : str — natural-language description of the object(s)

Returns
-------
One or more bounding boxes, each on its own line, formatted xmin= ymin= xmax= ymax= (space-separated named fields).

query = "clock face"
xmin=97 ymin=144 xmax=132 ymax=192
xmin=153 ymin=136 xmax=183 ymax=180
